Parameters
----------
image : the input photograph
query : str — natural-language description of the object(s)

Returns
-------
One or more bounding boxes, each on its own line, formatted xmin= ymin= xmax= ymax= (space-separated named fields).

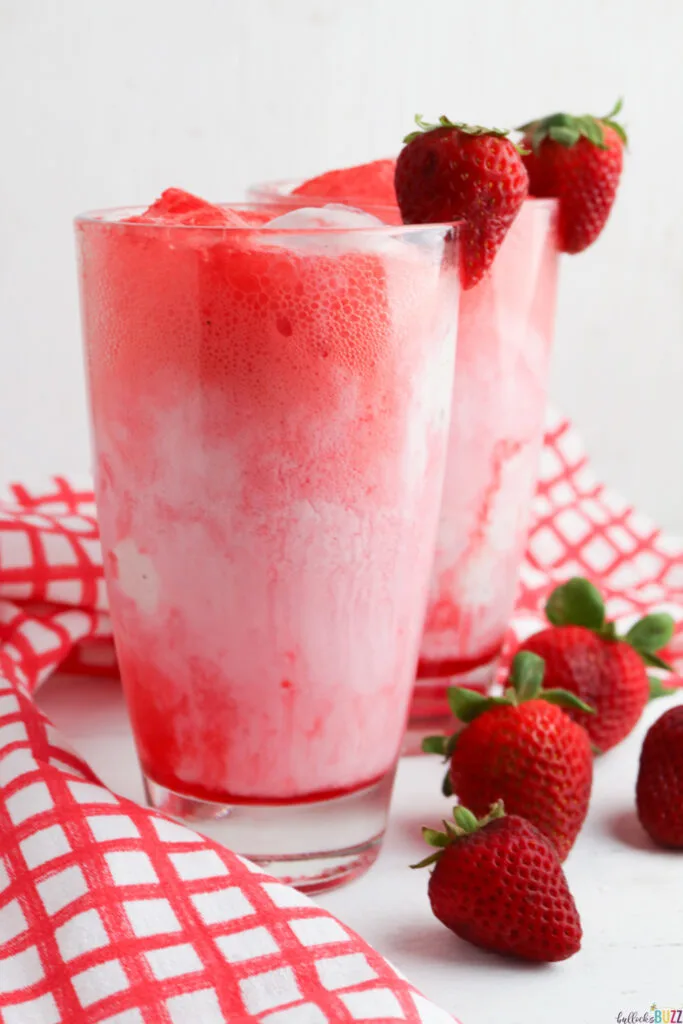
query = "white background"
xmin=1 ymin=0 xmax=682 ymax=530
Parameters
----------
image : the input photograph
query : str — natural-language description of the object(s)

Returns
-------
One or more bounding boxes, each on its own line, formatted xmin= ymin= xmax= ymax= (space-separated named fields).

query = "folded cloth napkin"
xmin=1 ymin=409 xmax=682 ymax=1023
xmin=512 ymin=411 xmax=683 ymax=660
xmin=1 ymin=538 xmax=458 ymax=1013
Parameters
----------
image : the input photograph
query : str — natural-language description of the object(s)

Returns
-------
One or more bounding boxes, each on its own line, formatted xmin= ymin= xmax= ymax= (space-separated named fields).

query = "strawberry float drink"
xmin=414 ymin=199 xmax=558 ymax=723
xmin=75 ymin=191 xmax=461 ymax=890
xmin=250 ymin=169 xmax=559 ymax=737
xmin=251 ymin=102 xmax=626 ymax=740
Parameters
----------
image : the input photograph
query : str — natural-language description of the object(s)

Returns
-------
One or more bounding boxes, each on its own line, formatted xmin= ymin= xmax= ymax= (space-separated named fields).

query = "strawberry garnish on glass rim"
xmin=402 ymin=114 xmax=515 ymax=146
xmin=519 ymin=99 xmax=627 ymax=253
xmin=521 ymin=99 xmax=627 ymax=151
xmin=394 ymin=115 xmax=529 ymax=289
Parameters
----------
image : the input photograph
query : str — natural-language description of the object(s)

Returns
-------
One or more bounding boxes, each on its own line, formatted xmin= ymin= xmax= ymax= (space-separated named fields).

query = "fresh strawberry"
xmin=394 ymin=116 xmax=528 ymax=288
xmin=636 ymin=705 xmax=683 ymax=848
xmin=520 ymin=578 xmax=676 ymax=754
xmin=519 ymin=99 xmax=627 ymax=253
xmin=413 ymin=801 xmax=582 ymax=962
xmin=424 ymin=652 xmax=593 ymax=860
xmin=292 ymin=158 xmax=397 ymax=207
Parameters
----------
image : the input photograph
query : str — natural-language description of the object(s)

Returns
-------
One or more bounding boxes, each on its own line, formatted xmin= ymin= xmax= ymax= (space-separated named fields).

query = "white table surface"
xmin=37 ymin=675 xmax=683 ymax=1024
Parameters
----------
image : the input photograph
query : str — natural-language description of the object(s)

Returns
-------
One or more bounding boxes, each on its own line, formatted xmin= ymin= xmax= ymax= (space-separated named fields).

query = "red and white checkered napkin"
xmin=0 ymin=493 xmax=459 ymax=1022
xmin=1 ymin=412 xmax=682 ymax=1024
xmin=510 ymin=410 xmax=683 ymax=667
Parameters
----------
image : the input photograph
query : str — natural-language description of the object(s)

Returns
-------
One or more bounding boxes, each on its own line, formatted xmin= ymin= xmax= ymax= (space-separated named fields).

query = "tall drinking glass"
xmin=75 ymin=205 xmax=461 ymax=890
xmin=413 ymin=200 xmax=559 ymax=738
xmin=249 ymin=182 xmax=559 ymax=743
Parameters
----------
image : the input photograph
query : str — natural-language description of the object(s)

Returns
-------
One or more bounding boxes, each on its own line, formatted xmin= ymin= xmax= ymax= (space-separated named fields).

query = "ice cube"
xmin=264 ymin=204 xmax=387 ymax=232
xmin=260 ymin=204 xmax=395 ymax=254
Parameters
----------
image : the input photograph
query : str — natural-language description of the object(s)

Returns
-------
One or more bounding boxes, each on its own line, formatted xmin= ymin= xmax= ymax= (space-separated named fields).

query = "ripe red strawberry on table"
xmin=413 ymin=801 xmax=582 ymax=962
xmin=394 ymin=116 xmax=529 ymax=288
xmin=636 ymin=705 xmax=683 ymax=849
xmin=519 ymin=99 xmax=627 ymax=253
xmin=424 ymin=651 xmax=593 ymax=860
xmin=519 ymin=577 xmax=676 ymax=754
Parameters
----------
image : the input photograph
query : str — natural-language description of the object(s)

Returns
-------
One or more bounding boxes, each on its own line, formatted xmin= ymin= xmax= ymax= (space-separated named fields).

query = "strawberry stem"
xmin=403 ymin=114 xmax=528 ymax=154
xmin=518 ymin=100 xmax=628 ymax=153
xmin=545 ymin=577 xmax=605 ymax=630
xmin=434 ymin=647 xmax=594 ymax=740
xmin=411 ymin=802 xmax=506 ymax=868
xmin=648 ymin=676 xmax=678 ymax=700
xmin=453 ymin=806 xmax=479 ymax=833
xmin=446 ymin=686 xmax=508 ymax=723
xmin=422 ymin=734 xmax=449 ymax=756
xmin=509 ymin=651 xmax=544 ymax=700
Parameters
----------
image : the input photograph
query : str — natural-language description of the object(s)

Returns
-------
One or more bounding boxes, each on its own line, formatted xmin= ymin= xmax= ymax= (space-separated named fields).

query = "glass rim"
xmin=248 ymin=180 xmax=559 ymax=214
xmin=74 ymin=202 xmax=464 ymax=237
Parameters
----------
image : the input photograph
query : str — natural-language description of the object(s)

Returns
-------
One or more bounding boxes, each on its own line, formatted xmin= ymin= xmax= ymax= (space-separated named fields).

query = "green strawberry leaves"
xmin=422 ymin=735 xmax=449 ymax=756
xmin=648 ymin=676 xmax=678 ymax=700
xmin=411 ymin=848 xmax=442 ymax=869
xmin=546 ymin=577 xmax=606 ymax=630
xmin=404 ymin=114 xmax=511 ymax=144
xmin=444 ymin=652 xmax=570 ymax=723
xmin=519 ymin=98 xmax=628 ymax=153
xmin=544 ymin=577 xmax=675 ymax=673
xmin=446 ymin=686 xmax=510 ymax=724
xmin=411 ymin=802 xmax=505 ymax=869
xmin=509 ymin=651 xmax=593 ymax=713
xmin=403 ymin=114 xmax=529 ymax=154
xmin=422 ymin=732 xmax=460 ymax=758
xmin=511 ymin=650 xmax=545 ymax=700
xmin=423 ymin=648 xmax=595 ymax=767
xmin=424 ymin=649 xmax=595 ymax=784
xmin=422 ymin=828 xmax=451 ymax=848
xmin=422 ymin=733 xmax=460 ymax=794
xmin=638 ymin=651 xmax=674 ymax=671
xmin=421 ymin=733 xmax=459 ymax=795
xmin=626 ymin=614 xmax=675 ymax=660
xmin=541 ymin=689 xmax=595 ymax=714
xmin=601 ymin=97 xmax=628 ymax=145
xmin=453 ymin=806 xmax=480 ymax=833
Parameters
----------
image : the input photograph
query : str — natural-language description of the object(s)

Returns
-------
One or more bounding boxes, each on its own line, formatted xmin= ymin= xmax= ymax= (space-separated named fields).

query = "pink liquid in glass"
xmin=249 ymin=178 xmax=559 ymax=734
xmin=413 ymin=199 xmax=559 ymax=726
xmin=76 ymin=203 xmax=461 ymax=812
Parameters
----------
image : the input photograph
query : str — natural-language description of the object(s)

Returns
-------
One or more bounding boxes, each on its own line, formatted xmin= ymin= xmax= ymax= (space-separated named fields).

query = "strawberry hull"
xmin=76 ymin=207 xmax=461 ymax=805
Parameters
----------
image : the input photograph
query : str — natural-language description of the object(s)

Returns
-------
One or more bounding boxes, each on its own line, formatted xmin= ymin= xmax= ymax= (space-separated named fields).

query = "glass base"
xmin=143 ymin=769 xmax=395 ymax=894
xmin=403 ymin=655 xmax=500 ymax=755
